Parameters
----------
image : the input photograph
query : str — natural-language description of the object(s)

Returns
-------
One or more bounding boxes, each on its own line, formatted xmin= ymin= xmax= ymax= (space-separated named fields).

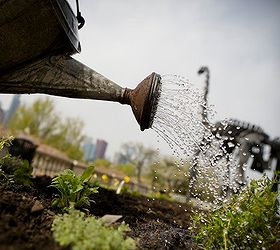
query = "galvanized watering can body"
xmin=0 ymin=0 xmax=80 ymax=72
xmin=0 ymin=0 xmax=161 ymax=130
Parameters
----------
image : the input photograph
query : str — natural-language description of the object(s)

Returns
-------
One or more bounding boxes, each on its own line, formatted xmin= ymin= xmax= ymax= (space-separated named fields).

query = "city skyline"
xmin=1 ymin=0 xmax=279 ymax=159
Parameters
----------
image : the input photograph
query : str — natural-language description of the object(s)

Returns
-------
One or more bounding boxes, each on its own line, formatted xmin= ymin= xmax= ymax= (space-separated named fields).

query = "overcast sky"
xmin=1 ymin=0 xmax=279 ymax=159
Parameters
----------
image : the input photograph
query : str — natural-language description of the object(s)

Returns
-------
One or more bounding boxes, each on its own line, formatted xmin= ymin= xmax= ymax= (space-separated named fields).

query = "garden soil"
xmin=0 ymin=176 xmax=196 ymax=250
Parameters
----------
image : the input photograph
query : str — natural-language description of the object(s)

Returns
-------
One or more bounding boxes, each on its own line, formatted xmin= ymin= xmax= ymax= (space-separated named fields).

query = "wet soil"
xmin=0 ymin=176 xmax=195 ymax=250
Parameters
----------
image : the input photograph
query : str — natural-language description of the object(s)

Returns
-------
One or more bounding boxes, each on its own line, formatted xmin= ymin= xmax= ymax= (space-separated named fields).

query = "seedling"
xmin=52 ymin=208 xmax=137 ymax=250
xmin=50 ymin=166 xmax=98 ymax=210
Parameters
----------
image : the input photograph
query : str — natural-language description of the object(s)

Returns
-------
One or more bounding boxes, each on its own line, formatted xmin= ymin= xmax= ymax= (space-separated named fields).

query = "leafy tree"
xmin=9 ymin=98 xmax=59 ymax=137
xmin=92 ymin=159 xmax=111 ymax=168
xmin=149 ymin=157 xmax=190 ymax=194
xmin=115 ymin=163 xmax=136 ymax=177
xmin=118 ymin=142 xmax=157 ymax=183
xmin=45 ymin=117 xmax=85 ymax=160
xmin=8 ymin=98 xmax=85 ymax=160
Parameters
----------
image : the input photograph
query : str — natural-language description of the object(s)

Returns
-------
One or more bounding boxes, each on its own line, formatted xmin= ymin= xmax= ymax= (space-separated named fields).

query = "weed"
xmin=0 ymin=136 xmax=33 ymax=186
xmin=4 ymin=157 xmax=33 ymax=186
xmin=50 ymin=166 xmax=98 ymax=210
xmin=0 ymin=136 xmax=13 ymax=167
xmin=192 ymin=176 xmax=280 ymax=249
xmin=52 ymin=208 xmax=137 ymax=250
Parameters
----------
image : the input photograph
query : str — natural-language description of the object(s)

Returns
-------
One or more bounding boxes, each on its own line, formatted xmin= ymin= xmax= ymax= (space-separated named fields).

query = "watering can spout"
xmin=0 ymin=0 xmax=162 ymax=130
xmin=0 ymin=55 xmax=161 ymax=131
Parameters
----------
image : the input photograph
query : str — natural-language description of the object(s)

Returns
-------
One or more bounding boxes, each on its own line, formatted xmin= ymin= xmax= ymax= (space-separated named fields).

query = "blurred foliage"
xmin=0 ymin=136 xmax=33 ymax=186
xmin=147 ymin=191 xmax=174 ymax=202
xmin=191 ymin=166 xmax=222 ymax=202
xmin=148 ymin=157 xmax=190 ymax=195
xmin=118 ymin=142 xmax=157 ymax=183
xmin=8 ymin=98 xmax=85 ymax=160
xmin=2 ymin=157 xmax=33 ymax=186
xmin=115 ymin=163 xmax=136 ymax=177
xmin=92 ymin=159 xmax=111 ymax=168
xmin=192 ymin=176 xmax=280 ymax=250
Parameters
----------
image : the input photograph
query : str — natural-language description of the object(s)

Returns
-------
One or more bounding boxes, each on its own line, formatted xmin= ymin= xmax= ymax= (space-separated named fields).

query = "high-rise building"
xmin=82 ymin=137 xmax=108 ymax=161
xmin=0 ymin=102 xmax=5 ymax=125
xmin=95 ymin=139 xmax=108 ymax=159
xmin=3 ymin=94 xmax=21 ymax=128
xmin=82 ymin=137 xmax=96 ymax=162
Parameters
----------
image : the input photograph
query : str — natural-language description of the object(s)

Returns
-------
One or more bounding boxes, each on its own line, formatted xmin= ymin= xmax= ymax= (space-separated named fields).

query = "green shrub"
xmin=0 ymin=136 xmax=33 ymax=186
xmin=0 ymin=136 xmax=13 ymax=174
xmin=192 ymin=176 xmax=280 ymax=249
xmin=3 ymin=157 xmax=33 ymax=186
xmin=92 ymin=159 xmax=111 ymax=168
xmin=52 ymin=208 xmax=137 ymax=250
xmin=147 ymin=191 xmax=174 ymax=202
xmin=115 ymin=163 xmax=136 ymax=176
xmin=50 ymin=166 xmax=98 ymax=210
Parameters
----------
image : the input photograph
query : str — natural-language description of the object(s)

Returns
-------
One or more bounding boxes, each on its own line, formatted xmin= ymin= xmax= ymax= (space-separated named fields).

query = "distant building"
xmin=95 ymin=139 xmax=108 ymax=159
xmin=0 ymin=102 xmax=5 ymax=125
xmin=82 ymin=137 xmax=108 ymax=161
xmin=3 ymin=94 xmax=21 ymax=128
xmin=82 ymin=137 xmax=96 ymax=162
xmin=114 ymin=153 xmax=129 ymax=164
xmin=114 ymin=145 xmax=135 ymax=164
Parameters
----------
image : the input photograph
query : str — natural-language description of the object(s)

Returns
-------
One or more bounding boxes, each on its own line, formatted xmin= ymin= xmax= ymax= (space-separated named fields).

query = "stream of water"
xmin=152 ymin=74 xmax=239 ymax=205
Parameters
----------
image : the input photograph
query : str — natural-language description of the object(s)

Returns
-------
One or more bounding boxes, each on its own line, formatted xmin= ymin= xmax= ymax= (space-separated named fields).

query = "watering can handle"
xmin=75 ymin=0 xmax=85 ymax=29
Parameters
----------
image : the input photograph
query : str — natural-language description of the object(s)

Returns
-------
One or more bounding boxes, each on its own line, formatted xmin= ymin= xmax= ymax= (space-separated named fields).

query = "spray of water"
xmin=152 ymin=75 xmax=239 ymax=206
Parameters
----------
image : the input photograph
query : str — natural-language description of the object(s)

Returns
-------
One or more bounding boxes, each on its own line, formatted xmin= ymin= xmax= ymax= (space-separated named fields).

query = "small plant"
xmin=0 ymin=136 xmax=33 ymax=186
xmin=148 ymin=191 xmax=174 ymax=202
xmin=52 ymin=208 xmax=137 ymax=250
xmin=192 ymin=176 xmax=280 ymax=249
xmin=4 ymin=157 xmax=33 ymax=186
xmin=50 ymin=166 xmax=98 ymax=210
xmin=0 ymin=137 xmax=13 ymax=183
xmin=0 ymin=136 xmax=13 ymax=166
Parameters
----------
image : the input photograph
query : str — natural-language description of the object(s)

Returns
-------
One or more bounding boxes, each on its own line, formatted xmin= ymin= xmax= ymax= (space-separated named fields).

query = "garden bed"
xmin=0 ymin=176 xmax=195 ymax=250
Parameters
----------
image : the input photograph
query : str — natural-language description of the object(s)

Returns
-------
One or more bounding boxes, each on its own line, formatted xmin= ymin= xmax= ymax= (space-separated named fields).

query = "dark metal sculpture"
xmin=187 ymin=66 xmax=279 ymax=200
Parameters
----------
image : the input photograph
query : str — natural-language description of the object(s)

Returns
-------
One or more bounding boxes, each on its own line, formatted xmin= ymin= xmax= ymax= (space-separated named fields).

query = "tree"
xmin=92 ymin=159 xmax=111 ymax=168
xmin=149 ymin=157 xmax=190 ymax=194
xmin=9 ymin=98 xmax=59 ymax=137
xmin=8 ymin=98 xmax=85 ymax=160
xmin=115 ymin=163 xmax=136 ymax=177
xmin=118 ymin=142 xmax=157 ymax=183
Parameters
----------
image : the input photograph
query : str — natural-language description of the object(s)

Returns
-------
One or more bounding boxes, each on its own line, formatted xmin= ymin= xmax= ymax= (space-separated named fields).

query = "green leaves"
xmin=50 ymin=166 xmax=98 ymax=210
xmin=0 ymin=136 xmax=13 ymax=151
xmin=52 ymin=208 xmax=137 ymax=250
xmin=12 ymin=159 xmax=33 ymax=186
xmin=50 ymin=167 xmax=136 ymax=249
xmin=8 ymin=97 xmax=85 ymax=160
xmin=192 ymin=176 xmax=280 ymax=249
xmin=80 ymin=166 xmax=95 ymax=182
xmin=0 ymin=137 xmax=33 ymax=186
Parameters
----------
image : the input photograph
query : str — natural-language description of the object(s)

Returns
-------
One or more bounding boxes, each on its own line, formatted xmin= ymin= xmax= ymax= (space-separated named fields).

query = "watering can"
xmin=0 ymin=0 xmax=161 ymax=130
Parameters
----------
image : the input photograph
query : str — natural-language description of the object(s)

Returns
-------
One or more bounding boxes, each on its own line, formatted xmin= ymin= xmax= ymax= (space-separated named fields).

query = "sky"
xmin=1 ymin=0 xmax=280 ymax=160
